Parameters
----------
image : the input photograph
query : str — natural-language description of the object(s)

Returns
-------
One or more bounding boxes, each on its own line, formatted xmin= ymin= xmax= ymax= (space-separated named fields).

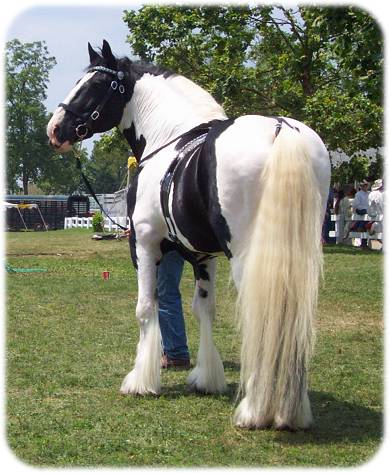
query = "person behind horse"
xmin=125 ymin=228 xmax=190 ymax=369
xmin=158 ymin=251 xmax=191 ymax=369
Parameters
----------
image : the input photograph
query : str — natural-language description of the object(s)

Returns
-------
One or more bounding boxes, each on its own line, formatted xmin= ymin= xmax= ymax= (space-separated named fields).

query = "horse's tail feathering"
xmin=235 ymin=125 xmax=323 ymax=430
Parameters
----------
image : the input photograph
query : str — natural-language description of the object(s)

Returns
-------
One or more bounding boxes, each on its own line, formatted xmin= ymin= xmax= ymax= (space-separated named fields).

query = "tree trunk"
xmin=301 ymin=68 xmax=314 ymax=97
xmin=22 ymin=171 xmax=29 ymax=195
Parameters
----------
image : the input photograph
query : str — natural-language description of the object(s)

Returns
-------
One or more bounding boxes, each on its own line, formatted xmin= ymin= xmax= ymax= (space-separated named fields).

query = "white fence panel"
xmin=64 ymin=216 xmax=129 ymax=231
xmin=330 ymin=213 xmax=383 ymax=241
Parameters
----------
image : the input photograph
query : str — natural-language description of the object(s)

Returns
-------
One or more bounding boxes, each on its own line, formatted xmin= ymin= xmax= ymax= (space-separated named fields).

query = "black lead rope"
xmin=74 ymin=157 xmax=128 ymax=231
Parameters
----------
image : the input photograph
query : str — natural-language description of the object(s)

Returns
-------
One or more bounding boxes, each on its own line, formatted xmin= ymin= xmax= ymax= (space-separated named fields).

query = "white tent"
xmin=3 ymin=201 xmax=48 ymax=230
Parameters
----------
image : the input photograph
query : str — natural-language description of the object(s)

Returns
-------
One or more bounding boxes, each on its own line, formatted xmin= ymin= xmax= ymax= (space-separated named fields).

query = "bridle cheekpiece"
xmin=58 ymin=65 xmax=126 ymax=140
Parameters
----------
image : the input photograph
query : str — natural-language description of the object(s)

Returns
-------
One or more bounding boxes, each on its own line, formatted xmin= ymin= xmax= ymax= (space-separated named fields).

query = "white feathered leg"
xmin=121 ymin=243 xmax=162 ymax=395
xmin=187 ymin=258 xmax=226 ymax=394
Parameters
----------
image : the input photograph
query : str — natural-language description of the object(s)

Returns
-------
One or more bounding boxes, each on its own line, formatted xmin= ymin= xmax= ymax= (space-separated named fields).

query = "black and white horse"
xmin=48 ymin=41 xmax=330 ymax=430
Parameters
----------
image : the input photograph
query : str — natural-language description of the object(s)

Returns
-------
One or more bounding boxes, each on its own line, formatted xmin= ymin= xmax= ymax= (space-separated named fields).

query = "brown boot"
xmin=161 ymin=353 xmax=191 ymax=370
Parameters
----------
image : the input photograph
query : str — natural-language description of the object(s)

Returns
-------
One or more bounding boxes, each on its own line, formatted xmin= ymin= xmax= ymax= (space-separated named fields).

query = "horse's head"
xmin=47 ymin=40 xmax=128 ymax=153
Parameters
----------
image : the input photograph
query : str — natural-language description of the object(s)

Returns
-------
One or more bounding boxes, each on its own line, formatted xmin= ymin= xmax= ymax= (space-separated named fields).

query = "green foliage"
xmin=303 ymin=88 xmax=383 ymax=156
xmin=123 ymin=5 xmax=384 ymax=181
xmin=332 ymin=155 xmax=370 ymax=185
xmin=85 ymin=130 xmax=130 ymax=194
xmin=124 ymin=5 xmax=257 ymax=116
xmin=6 ymin=39 xmax=56 ymax=194
xmin=37 ymin=143 xmax=89 ymax=194
xmin=304 ymin=7 xmax=383 ymax=102
xmin=331 ymin=150 xmax=383 ymax=186
xmin=6 ymin=39 xmax=88 ymax=195
xmin=92 ymin=211 xmax=104 ymax=232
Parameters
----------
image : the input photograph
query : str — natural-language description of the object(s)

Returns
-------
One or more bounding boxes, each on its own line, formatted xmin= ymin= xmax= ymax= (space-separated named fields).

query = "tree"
xmin=123 ymin=6 xmax=383 ymax=183
xmin=85 ymin=130 xmax=131 ymax=194
xmin=123 ymin=6 xmax=256 ymax=116
xmin=36 ymin=143 xmax=89 ymax=195
xmin=6 ymin=39 xmax=56 ymax=194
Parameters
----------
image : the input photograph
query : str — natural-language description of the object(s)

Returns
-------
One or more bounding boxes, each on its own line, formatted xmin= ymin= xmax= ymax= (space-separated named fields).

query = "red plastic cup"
xmin=102 ymin=271 xmax=110 ymax=280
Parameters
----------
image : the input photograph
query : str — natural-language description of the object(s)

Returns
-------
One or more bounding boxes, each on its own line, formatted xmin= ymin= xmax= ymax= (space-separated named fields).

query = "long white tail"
xmin=234 ymin=126 xmax=323 ymax=430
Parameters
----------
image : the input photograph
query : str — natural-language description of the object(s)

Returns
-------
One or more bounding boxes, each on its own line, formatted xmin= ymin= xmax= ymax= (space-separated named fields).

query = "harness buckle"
xmin=119 ymin=85 xmax=125 ymax=94
xmin=91 ymin=110 xmax=100 ymax=121
xmin=75 ymin=123 xmax=88 ymax=139
xmin=168 ymin=232 xmax=179 ymax=243
xmin=111 ymin=81 xmax=118 ymax=90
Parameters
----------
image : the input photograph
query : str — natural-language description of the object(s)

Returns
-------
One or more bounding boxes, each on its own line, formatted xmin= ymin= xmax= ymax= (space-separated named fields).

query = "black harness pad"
xmin=160 ymin=119 xmax=234 ymax=257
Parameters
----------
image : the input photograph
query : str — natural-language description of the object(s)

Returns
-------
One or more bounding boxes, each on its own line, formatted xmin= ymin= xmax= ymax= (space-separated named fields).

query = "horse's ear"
xmin=101 ymin=39 xmax=116 ymax=68
xmin=88 ymin=42 xmax=100 ymax=63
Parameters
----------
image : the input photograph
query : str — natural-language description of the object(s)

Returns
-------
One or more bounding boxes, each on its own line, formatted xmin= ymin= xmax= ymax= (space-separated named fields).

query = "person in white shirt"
xmin=353 ymin=181 xmax=369 ymax=215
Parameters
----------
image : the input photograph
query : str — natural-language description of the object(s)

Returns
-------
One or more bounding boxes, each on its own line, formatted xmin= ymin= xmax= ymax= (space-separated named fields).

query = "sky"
xmin=4 ymin=2 xmax=140 ymax=153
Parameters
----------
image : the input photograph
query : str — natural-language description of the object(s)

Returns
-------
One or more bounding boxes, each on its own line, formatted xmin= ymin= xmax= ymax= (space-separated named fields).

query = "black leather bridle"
xmin=57 ymin=66 xmax=129 ymax=231
xmin=58 ymin=65 xmax=126 ymax=140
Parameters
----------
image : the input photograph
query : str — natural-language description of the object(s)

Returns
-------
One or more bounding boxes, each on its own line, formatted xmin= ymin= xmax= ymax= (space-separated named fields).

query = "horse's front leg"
xmin=187 ymin=257 xmax=226 ymax=393
xmin=120 ymin=239 xmax=162 ymax=395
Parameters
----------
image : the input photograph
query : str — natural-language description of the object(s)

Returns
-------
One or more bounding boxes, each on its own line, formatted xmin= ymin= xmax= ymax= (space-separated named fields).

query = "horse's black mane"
xmin=87 ymin=53 xmax=175 ymax=80
xmin=129 ymin=59 xmax=174 ymax=79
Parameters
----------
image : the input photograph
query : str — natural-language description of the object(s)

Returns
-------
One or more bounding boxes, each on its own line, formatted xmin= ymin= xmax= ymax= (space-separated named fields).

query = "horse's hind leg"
xmin=187 ymin=258 xmax=226 ymax=394
xmin=120 ymin=242 xmax=162 ymax=395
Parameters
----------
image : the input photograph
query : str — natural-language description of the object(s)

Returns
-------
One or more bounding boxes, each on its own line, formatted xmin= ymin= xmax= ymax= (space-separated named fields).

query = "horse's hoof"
xmin=233 ymin=397 xmax=273 ymax=429
xmin=120 ymin=370 xmax=160 ymax=396
xmin=187 ymin=367 xmax=226 ymax=394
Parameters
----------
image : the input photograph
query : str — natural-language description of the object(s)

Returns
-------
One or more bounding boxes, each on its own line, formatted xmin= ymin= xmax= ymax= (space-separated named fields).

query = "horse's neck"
xmin=118 ymin=72 xmax=226 ymax=159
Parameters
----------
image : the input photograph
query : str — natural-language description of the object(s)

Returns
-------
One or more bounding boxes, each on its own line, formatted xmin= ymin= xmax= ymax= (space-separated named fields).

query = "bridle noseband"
xmin=58 ymin=66 xmax=126 ymax=140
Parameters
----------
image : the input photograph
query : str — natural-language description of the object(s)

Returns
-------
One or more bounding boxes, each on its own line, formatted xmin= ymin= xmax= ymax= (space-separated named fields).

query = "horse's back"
xmin=132 ymin=114 xmax=330 ymax=260
xmin=215 ymin=115 xmax=329 ymax=184
xmin=213 ymin=115 xmax=330 ymax=255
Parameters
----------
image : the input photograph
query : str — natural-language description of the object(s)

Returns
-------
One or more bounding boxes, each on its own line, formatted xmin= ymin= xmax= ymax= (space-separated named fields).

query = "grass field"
xmin=5 ymin=229 xmax=384 ymax=467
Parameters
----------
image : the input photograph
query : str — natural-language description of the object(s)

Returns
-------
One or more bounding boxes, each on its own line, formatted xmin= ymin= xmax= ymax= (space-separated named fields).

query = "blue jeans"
xmin=157 ymin=251 xmax=190 ymax=360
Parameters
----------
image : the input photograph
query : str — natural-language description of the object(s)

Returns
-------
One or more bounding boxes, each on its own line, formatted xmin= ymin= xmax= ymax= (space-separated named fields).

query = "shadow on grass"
xmin=161 ymin=382 xmax=239 ymax=402
xmin=323 ymin=244 xmax=382 ymax=257
xmin=160 ymin=385 xmax=382 ymax=445
xmin=126 ymin=379 xmax=381 ymax=447
xmin=278 ymin=390 xmax=382 ymax=446
xmin=223 ymin=360 xmax=240 ymax=372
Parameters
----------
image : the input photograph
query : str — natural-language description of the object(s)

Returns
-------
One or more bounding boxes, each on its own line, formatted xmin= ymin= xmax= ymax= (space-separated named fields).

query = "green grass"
xmin=6 ymin=230 xmax=383 ymax=466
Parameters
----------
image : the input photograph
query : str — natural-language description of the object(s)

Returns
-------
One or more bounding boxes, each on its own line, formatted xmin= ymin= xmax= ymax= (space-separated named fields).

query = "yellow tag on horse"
xmin=128 ymin=156 xmax=138 ymax=169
